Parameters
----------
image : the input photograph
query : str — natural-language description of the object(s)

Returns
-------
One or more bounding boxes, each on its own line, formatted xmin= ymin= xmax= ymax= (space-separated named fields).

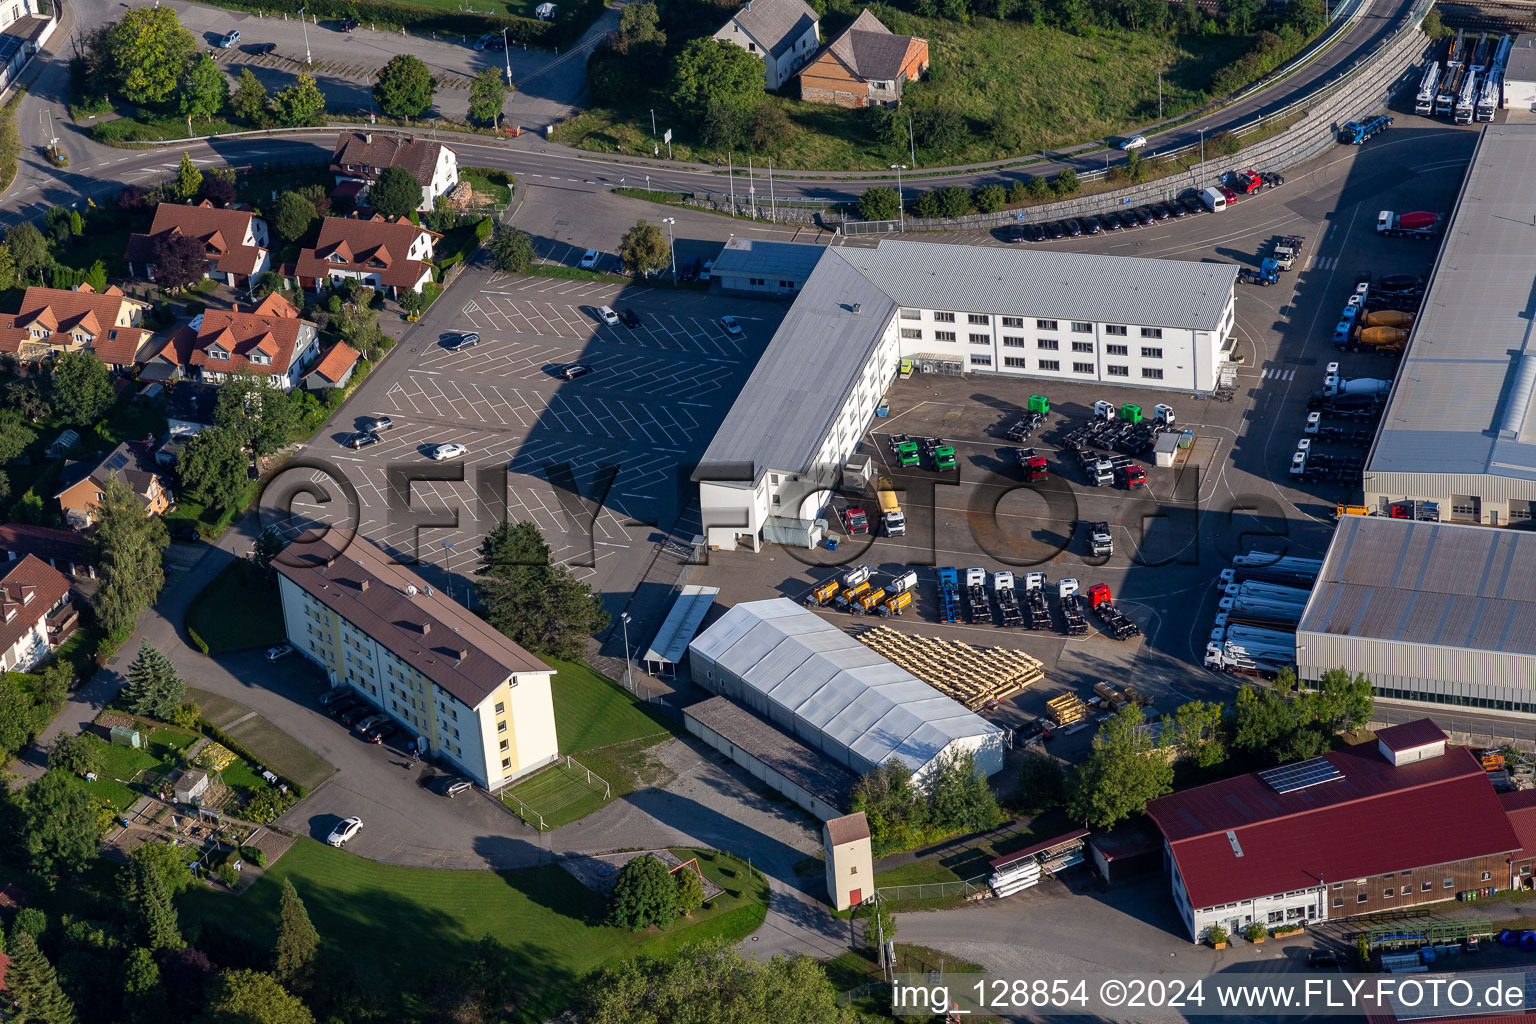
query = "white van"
xmin=1199 ymin=187 xmax=1226 ymax=212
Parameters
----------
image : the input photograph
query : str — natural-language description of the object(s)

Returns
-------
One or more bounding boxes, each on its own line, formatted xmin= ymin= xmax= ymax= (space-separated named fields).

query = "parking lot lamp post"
xmin=662 ymin=216 xmax=676 ymax=284
xmin=502 ymin=27 xmax=512 ymax=84
xmin=620 ymin=613 xmax=633 ymax=691
xmin=1199 ymin=128 xmax=1207 ymax=183
xmin=297 ymin=6 xmax=312 ymax=66
xmin=890 ymin=164 xmax=906 ymax=231
xmin=650 ymin=108 xmax=656 ymax=138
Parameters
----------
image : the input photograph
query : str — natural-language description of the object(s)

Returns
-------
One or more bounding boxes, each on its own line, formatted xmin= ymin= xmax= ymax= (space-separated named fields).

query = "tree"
xmin=34 ymin=661 xmax=69 ymax=714
xmin=7 ymin=222 xmax=50 ymax=284
xmin=467 ymin=67 xmax=507 ymax=127
xmin=126 ymin=856 xmax=182 ymax=951
xmin=374 ymin=54 xmax=435 ymax=119
xmin=0 ymin=674 xmax=34 ymax=759
xmin=1284 ymin=0 xmax=1327 ymax=35
xmin=925 ymin=749 xmax=1002 ymax=835
xmin=1016 ymin=751 xmax=1066 ymax=816
xmin=1052 ymin=169 xmax=1081 ymax=195
xmin=7 ymin=377 xmax=50 ymax=421
xmin=850 ymin=760 xmax=928 ymax=855
xmin=1315 ymin=666 xmax=1373 ymax=732
xmin=911 ymin=104 xmax=967 ymax=153
xmin=616 ymin=0 xmax=665 ymax=54
xmin=121 ymin=946 xmax=167 ymax=1024
xmin=618 ymin=219 xmax=668 ymax=277
xmin=751 ymin=100 xmax=794 ymax=151
xmin=204 ymin=969 xmax=314 ymax=1024
xmin=5 ymin=932 xmax=78 ymax=1024
xmin=49 ymin=352 xmax=113 ymax=426
xmin=172 ymin=151 xmax=203 ymax=200
xmin=245 ymin=525 xmax=286 ymax=587
xmin=22 ymin=769 xmax=102 ymax=880
xmin=93 ymin=476 xmax=170 ymax=648
xmin=856 ymin=186 xmax=901 ymax=222
xmin=105 ymin=6 xmax=197 ymax=107
xmin=83 ymin=259 xmax=107 ymax=293
xmin=177 ymin=425 xmax=246 ymax=516
xmin=1225 ymin=0 xmax=1262 ymax=32
xmin=273 ymin=879 xmax=320 ymax=992
xmin=214 ymin=369 xmax=297 ymax=456
xmin=669 ymin=37 xmax=763 ymax=119
xmin=474 ymin=521 xmax=610 ymax=659
xmin=368 ymin=165 xmax=422 ymax=220
xmin=200 ymin=174 xmax=237 ymax=207
xmin=128 ymin=840 xmax=195 ymax=895
xmin=232 ymin=68 xmax=269 ymax=124
xmin=607 ymin=855 xmax=677 ymax=931
xmin=584 ymin=942 xmax=858 ymax=1024
xmin=181 ymin=54 xmax=228 ymax=123
xmin=47 ymin=733 xmax=101 ymax=778
xmin=700 ymin=98 xmax=748 ymax=148
xmin=0 ymin=416 xmax=36 ymax=461
xmin=151 ymin=230 xmax=207 ymax=293
xmin=972 ymin=182 xmax=1006 ymax=213
xmin=271 ymin=190 xmax=318 ymax=243
xmin=1067 ymin=705 xmax=1173 ymax=830
xmin=1163 ymin=700 xmax=1226 ymax=767
xmin=122 ymin=642 xmax=185 ymax=720
xmin=489 ymin=226 xmax=534 ymax=273
xmin=330 ymin=293 xmax=387 ymax=359
xmin=674 ymin=868 xmax=705 ymax=917
xmin=272 ymin=74 xmax=325 ymax=128
xmin=0 ymin=241 xmax=16 ymax=291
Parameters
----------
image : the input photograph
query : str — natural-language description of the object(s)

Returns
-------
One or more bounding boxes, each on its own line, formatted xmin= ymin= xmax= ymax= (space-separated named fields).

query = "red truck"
xmin=1016 ymin=447 xmax=1048 ymax=482
xmin=842 ymin=507 xmax=869 ymax=535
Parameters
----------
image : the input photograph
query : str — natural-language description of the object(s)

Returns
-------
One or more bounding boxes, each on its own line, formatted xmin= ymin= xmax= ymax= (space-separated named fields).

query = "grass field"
xmin=187 ymin=564 xmax=286 ymax=654
xmin=180 ymin=839 xmax=769 ymax=1022
xmin=460 ymin=166 xmax=513 ymax=208
xmin=503 ymin=659 xmax=677 ymax=827
xmin=186 ymin=687 xmax=336 ymax=793
xmin=554 ymin=11 xmax=1253 ymax=170
xmin=77 ymin=725 xmax=199 ymax=811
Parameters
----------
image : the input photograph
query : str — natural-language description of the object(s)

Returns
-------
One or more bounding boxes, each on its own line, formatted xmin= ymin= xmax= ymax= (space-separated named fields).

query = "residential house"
xmin=151 ymin=293 xmax=320 ymax=390
xmin=275 ymin=536 xmax=560 ymax=790
xmin=0 ymin=554 xmax=72 ymax=673
xmin=0 ymin=523 xmax=97 ymax=582
xmin=294 ymin=216 xmax=438 ymax=297
xmin=330 ymin=132 xmax=460 ymax=212
xmin=712 ymin=0 xmax=820 ymax=91
xmin=125 ymin=201 xmax=273 ymax=291
xmin=303 ymin=341 xmax=361 ymax=391
xmin=798 ymin=10 xmax=928 ymax=108
xmin=54 ymin=443 xmax=173 ymax=528
xmin=0 ymin=285 xmax=154 ymax=369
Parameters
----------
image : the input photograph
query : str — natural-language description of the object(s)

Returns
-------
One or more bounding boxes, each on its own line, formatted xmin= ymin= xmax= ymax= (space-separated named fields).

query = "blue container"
xmin=825 ymin=537 xmax=839 ymax=551
xmin=875 ymin=405 xmax=889 ymax=418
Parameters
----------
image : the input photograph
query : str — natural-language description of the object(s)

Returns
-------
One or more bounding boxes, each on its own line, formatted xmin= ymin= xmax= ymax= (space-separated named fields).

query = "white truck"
xmin=1323 ymin=374 xmax=1392 ymax=398
xmin=1377 ymin=210 xmax=1443 ymax=239
xmin=1415 ymin=62 xmax=1441 ymax=115
xmin=1455 ymin=68 xmax=1478 ymax=124
xmin=1273 ymin=235 xmax=1304 ymax=270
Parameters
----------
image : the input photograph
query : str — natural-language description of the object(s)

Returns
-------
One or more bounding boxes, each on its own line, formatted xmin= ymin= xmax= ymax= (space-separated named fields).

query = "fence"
xmin=875 ymin=875 xmax=988 ymax=902
xmin=562 ymin=754 xmax=610 ymax=799
xmin=498 ymin=791 xmax=547 ymax=831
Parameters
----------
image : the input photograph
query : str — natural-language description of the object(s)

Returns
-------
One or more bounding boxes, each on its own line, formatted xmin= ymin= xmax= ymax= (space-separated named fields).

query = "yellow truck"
xmin=879 ymin=590 xmax=913 ymax=617
xmin=838 ymin=580 xmax=872 ymax=609
xmin=876 ymin=487 xmax=905 ymax=537
xmin=1353 ymin=326 xmax=1409 ymax=353
xmin=856 ymin=588 xmax=888 ymax=614
xmin=1335 ymin=504 xmax=1374 ymax=519
xmin=1093 ymin=682 xmax=1128 ymax=709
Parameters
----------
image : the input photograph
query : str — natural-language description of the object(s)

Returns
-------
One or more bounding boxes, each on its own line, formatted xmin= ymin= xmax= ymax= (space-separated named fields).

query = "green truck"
xmin=896 ymin=441 xmax=920 ymax=467
xmin=933 ymin=445 xmax=957 ymax=471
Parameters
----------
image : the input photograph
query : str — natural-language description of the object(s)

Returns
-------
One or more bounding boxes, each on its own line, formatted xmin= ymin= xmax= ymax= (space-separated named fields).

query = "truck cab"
xmin=1090 ymin=458 xmax=1115 ymax=486
xmin=876 ymin=490 xmax=905 ymax=537
xmin=1119 ymin=464 xmax=1146 ymax=489
xmin=842 ymin=507 xmax=869 ymax=535
xmin=1088 ymin=521 xmax=1113 ymax=557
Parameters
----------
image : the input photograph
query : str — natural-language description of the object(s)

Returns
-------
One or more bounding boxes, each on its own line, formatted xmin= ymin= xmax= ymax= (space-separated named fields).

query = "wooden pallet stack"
xmin=857 ymin=626 xmax=1044 ymax=710
xmin=1047 ymin=693 xmax=1088 ymax=726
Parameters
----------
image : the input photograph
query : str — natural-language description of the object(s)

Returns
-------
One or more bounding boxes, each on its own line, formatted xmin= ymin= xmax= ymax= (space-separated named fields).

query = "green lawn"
xmin=504 ymin=659 xmax=678 ymax=827
xmin=460 ymin=166 xmax=512 ymax=208
xmin=180 ymin=839 xmax=768 ymax=1022
xmin=77 ymin=725 xmax=199 ymax=812
xmin=186 ymin=563 xmax=286 ymax=654
xmin=555 ymin=9 xmax=1255 ymax=170
xmin=874 ymin=859 xmax=971 ymax=889
xmin=186 ymin=687 xmax=336 ymax=794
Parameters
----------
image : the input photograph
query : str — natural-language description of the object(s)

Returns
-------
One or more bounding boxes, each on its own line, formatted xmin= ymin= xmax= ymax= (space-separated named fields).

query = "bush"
xmin=172 ymin=701 xmax=201 ymax=729
xmin=187 ymin=627 xmax=209 ymax=655
xmin=239 ymin=845 xmax=267 ymax=868
xmin=972 ymin=183 xmax=1006 ymax=214
xmin=218 ymin=863 xmax=240 ymax=888
xmin=1026 ymin=176 xmax=1050 ymax=199
xmin=606 ymin=855 xmax=678 ymax=931
xmin=856 ymin=185 xmax=902 ymax=222
xmin=1052 ymin=170 xmax=1080 ymax=196
xmin=474 ymin=216 xmax=494 ymax=241
xmin=1208 ymin=925 xmax=1229 ymax=946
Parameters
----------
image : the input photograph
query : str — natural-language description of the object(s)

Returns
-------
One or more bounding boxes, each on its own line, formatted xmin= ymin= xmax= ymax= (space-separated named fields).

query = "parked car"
xmin=218 ymin=29 xmax=240 ymax=47
xmin=1081 ymin=216 xmax=1102 ymax=235
xmin=1219 ymin=185 xmax=1239 ymax=204
xmin=361 ymin=415 xmax=393 ymax=432
xmin=1150 ymin=203 xmax=1171 ymax=220
xmin=328 ymin=698 xmax=363 ymax=719
xmin=338 ymin=704 xmax=374 ymax=726
xmin=1006 ymin=225 xmax=1026 ymax=243
xmin=558 ymin=363 xmax=592 ymax=380
xmin=1045 ymin=221 xmax=1066 ymax=239
xmin=318 ymin=688 xmax=351 ymax=706
xmin=446 ymin=332 xmax=479 ymax=351
xmin=1306 ymin=950 xmax=1345 ymax=968
xmin=1167 ymin=201 xmax=1187 ymax=219
xmin=444 ymin=778 xmax=473 ymax=798
xmin=683 ymin=257 xmax=702 ymax=281
xmin=265 ymin=644 xmax=294 ymax=662
xmin=1133 ymin=207 xmax=1156 ymax=226
xmin=1100 ymin=212 xmax=1122 ymax=231
xmin=365 ymin=723 xmax=396 ymax=744
xmin=430 ymin=443 xmax=468 ymax=461
xmin=1064 ymin=218 xmax=1083 ymax=237
xmin=1028 ymin=223 xmax=1046 ymax=242
xmin=252 ymin=42 xmax=277 ymax=55
xmin=619 ymin=308 xmax=641 ymax=328
xmin=338 ymin=17 xmax=360 ymax=31
xmin=343 ymin=431 xmax=380 ymax=450
xmin=719 ymin=315 xmax=743 ymax=336
xmin=353 ymin=714 xmax=385 ymax=734
xmin=327 ymin=817 xmax=363 ymax=847
xmin=1120 ymin=135 xmax=1147 ymax=150
xmin=474 ymin=32 xmax=496 ymax=49
xmin=1180 ymin=194 xmax=1204 ymax=214
xmin=171 ymin=526 xmax=201 ymax=542
xmin=578 ymin=248 xmax=600 ymax=269
xmin=597 ymin=305 xmax=620 ymax=326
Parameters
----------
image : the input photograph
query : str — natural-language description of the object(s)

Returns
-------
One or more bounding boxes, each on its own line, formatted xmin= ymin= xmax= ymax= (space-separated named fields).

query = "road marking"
xmin=413 ymin=369 xmax=441 ymax=375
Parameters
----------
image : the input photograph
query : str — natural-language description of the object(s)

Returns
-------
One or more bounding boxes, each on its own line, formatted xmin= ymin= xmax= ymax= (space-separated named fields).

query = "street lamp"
xmin=502 ymin=27 xmax=512 ymax=86
xmin=890 ymin=163 xmax=907 ymax=231
xmin=296 ymin=5 xmax=312 ymax=66
xmin=620 ymin=613 xmax=633 ymax=691
xmin=1198 ymin=127 xmax=1207 ymax=183
xmin=661 ymin=216 xmax=676 ymax=285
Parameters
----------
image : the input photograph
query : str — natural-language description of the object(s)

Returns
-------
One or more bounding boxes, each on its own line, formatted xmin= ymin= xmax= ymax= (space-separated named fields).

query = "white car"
xmin=1120 ymin=135 xmax=1147 ymax=150
xmin=579 ymin=248 xmax=600 ymax=269
xmin=597 ymin=305 xmax=620 ymax=326
xmin=430 ymin=443 xmax=468 ymax=461
xmin=327 ymin=817 xmax=363 ymax=847
xmin=719 ymin=315 xmax=743 ymax=337
xmin=264 ymin=644 xmax=293 ymax=662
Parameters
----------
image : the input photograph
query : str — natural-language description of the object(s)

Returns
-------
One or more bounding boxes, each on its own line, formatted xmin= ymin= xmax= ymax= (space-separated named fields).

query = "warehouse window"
xmin=900 ymin=308 xmax=920 ymax=320
xmin=1004 ymin=357 xmax=1027 ymax=368
xmin=1003 ymin=336 xmax=1026 ymax=347
xmin=935 ymin=331 xmax=956 ymax=342
xmin=934 ymin=311 xmax=956 ymax=323
xmin=1105 ymin=324 xmax=1127 ymax=336
xmin=1038 ymin=359 xmax=1060 ymax=372
xmin=970 ymin=333 xmax=990 ymax=345
xmin=1071 ymin=321 xmax=1092 ymax=333
xmin=1037 ymin=339 xmax=1059 ymax=351
xmin=1072 ymin=341 xmax=1093 ymax=353
xmin=1142 ymin=368 xmax=1164 ymax=380
xmin=1141 ymin=347 xmax=1163 ymax=359
xmin=900 ymin=328 xmax=922 ymax=339
xmin=1141 ymin=327 xmax=1163 ymax=339
xmin=1383 ymin=889 xmax=1393 ymax=899
xmin=1401 ymin=886 xmax=1411 ymax=895
xmin=1036 ymin=319 xmax=1057 ymax=330
xmin=1333 ymin=898 xmax=1344 ymax=908
xmin=968 ymin=314 xmax=989 ymax=325
xmin=1482 ymin=871 xmax=1492 ymax=881
xmin=1107 ymin=365 xmax=1129 ymax=377
xmin=1073 ymin=362 xmax=1094 ymax=374
xmin=1267 ymin=911 xmax=1283 ymax=924
xmin=1357 ymin=893 xmax=1368 ymax=903
xmin=1444 ymin=877 xmax=1455 ymax=888
xmin=1422 ymin=881 xmax=1432 ymax=891
xmin=1001 ymin=316 xmax=1024 ymax=328
xmin=971 ymin=354 xmax=992 ymax=367
xmin=1106 ymin=344 xmax=1128 ymax=356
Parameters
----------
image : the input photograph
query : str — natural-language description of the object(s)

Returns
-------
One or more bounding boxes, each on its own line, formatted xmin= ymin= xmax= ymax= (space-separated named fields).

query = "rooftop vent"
xmin=1226 ymin=830 xmax=1243 ymax=858
xmin=420 ymin=622 xmax=431 ymax=634
xmin=851 ymin=303 xmax=862 ymax=314
xmin=405 ymin=584 xmax=418 ymax=597
xmin=359 ymin=579 xmax=369 ymax=592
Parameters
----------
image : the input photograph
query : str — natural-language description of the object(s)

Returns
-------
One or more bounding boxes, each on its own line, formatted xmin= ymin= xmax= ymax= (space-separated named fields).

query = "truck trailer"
xmin=1377 ymin=210 xmax=1443 ymax=239
xmin=1477 ymin=73 xmax=1500 ymax=121
xmin=1436 ymin=65 xmax=1463 ymax=117
xmin=994 ymin=570 xmax=1023 ymax=627
xmin=937 ymin=567 xmax=960 ymax=624
xmin=1088 ymin=584 xmax=1141 ymax=640
xmin=964 ymin=567 xmax=990 ymax=624
xmin=1024 ymin=572 xmax=1051 ymax=630
xmin=1058 ymin=578 xmax=1089 ymax=636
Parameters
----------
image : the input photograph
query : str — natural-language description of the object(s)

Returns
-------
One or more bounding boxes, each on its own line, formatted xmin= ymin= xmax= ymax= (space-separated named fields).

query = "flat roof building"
xmin=1296 ymin=515 xmax=1536 ymax=716
xmin=687 ymin=598 xmax=1007 ymax=784
xmin=698 ymin=239 xmax=1237 ymax=550
xmin=1364 ymin=126 xmax=1536 ymax=526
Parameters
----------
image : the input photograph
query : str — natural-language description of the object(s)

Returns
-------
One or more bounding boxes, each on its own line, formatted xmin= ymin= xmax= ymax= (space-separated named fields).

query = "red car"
xmin=1234 ymin=170 xmax=1261 ymax=195
xmin=1219 ymin=185 xmax=1240 ymax=204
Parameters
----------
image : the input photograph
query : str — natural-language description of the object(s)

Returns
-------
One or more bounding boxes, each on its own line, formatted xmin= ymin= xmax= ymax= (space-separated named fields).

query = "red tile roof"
xmin=1376 ymin=719 xmax=1449 ymax=751
xmin=0 ymin=554 xmax=71 ymax=661
xmin=308 ymin=341 xmax=360 ymax=384
xmin=0 ymin=524 xmax=94 ymax=575
xmin=164 ymin=305 xmax=318 ymax=378
xmin=1146 ymin=740 xmax=1521 ymax=909
xmin=1501 ymin=790 xmax=1536 ymax=861
xmin=0 ymin=286 xmax=154 ymax=365
xmin=125 ymin=201 xmax=268 ymax=277
xmin=294 ymin=215 xmax=437 ymax=290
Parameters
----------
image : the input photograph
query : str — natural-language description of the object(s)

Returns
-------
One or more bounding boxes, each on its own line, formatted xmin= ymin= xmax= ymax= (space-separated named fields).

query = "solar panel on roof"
xmin=1258 ymin=757 xmax=1344 ymax=794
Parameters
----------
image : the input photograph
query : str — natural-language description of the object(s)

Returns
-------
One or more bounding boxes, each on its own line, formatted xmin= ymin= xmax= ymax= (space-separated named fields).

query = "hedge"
xmin=195 ymin=718 xmax=307 ymax=799
xmin=188 ymin=627 xmax=210 ymax=656
xmin=195 ymin=0 xmax=604 ymax=48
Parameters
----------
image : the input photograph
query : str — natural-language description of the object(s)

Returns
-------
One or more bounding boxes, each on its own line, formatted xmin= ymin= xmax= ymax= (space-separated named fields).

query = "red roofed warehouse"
xmin=125 ymin=201 xmax=272 ymax=291
xmin=149 ymin=292 xmax=320 ymax=390
xmin=294 ymin=215 xmax=438 ymax=298
xmin=330 ymin=132 xmax=459 ymax=212
xmin=1145 ymin=720 xmax=1523 ymax=942
xmin=0 ymin=284 xmax=154 ymax=369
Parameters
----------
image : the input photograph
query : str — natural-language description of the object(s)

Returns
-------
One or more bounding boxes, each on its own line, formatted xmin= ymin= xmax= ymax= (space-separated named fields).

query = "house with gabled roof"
xmin=125 ymin=201 xmax=272 ymax=291
xmin=54 ymin=442 xmax=172 ymax=528
xmin=150 ymin=292 xmax=320 ymax=390
xmin=0 ymin=555 xmax=73 ymax=673
xmin=303 ymin=341 xmax=361 ymax=391
xmin=294 ymin=215 xmax=438 ymax=297
xmin=0 ymin=284 xmax=155 ymax=369
xmin=798 ymin=10 xmax=928 ymax=108
xmin=330 ymin=132 xmax=459 ymax=212
xmin=713 ymin=0 xmax=820 ymax=90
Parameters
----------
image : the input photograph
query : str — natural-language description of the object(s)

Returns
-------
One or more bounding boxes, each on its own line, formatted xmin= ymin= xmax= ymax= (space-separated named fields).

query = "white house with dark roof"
xmin=330 ymin=132 xmax=459 ymax=212
xmin=713 ymin=0 xmax=820 ymax=90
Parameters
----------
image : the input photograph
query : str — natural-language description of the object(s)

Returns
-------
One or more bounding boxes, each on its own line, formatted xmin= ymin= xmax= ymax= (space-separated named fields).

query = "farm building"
xmin=686 ymin=599 xmax=1007 ymax=784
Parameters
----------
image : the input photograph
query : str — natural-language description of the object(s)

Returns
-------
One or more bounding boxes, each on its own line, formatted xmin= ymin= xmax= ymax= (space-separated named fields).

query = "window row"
xmin=900 ymin=311 xmax=1164 ymax=340
xmin=915 ymin=333 xmax=1162 ymax=358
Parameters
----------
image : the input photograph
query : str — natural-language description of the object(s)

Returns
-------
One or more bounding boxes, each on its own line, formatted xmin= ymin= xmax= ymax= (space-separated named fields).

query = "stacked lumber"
xmin=857 ymin=625 xmax=1044 ymax=710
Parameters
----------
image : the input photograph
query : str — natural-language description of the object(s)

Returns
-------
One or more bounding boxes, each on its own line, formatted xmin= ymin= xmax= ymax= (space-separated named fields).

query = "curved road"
xmin=8 ymin=0 xmax=1421 ymax=215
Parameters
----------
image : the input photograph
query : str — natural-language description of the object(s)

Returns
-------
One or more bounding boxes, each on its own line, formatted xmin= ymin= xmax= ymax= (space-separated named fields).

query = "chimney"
xmin=363 ymin=133 xmax=372 ymax=144
xmin=421 ymin=622 xmax=431 ymax=634
xmin=456 ymin=647 xmax=467 ymax=661
xmin=359 ymin=579 xmax=369 ymax=592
